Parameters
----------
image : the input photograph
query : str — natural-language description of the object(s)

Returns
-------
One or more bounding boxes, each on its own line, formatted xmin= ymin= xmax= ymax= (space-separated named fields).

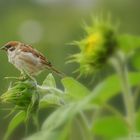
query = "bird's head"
xmin=0 ymin=41 xmax=20 ymax=52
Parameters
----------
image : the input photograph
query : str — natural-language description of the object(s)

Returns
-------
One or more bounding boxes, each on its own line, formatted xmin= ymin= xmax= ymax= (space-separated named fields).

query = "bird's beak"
xmin=0 ymin=46 xmax=6 ymax=51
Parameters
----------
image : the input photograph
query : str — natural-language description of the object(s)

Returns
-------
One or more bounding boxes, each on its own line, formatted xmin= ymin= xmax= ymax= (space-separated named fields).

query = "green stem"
xmin=25 ymin=120 xmax=29 ymax=136
xmin=104 ymin=103 xmax=129 ymax=128
xmin=32 ymin=112 xmax=40 ymax=131
xmin=76 ymin=118 xmax=87 ymax=140
xmin=134 ymin=86 xmax=140 ymax=104
xmin=109 ymin=51 xmax=135 ymax=133
xmin=78 ymin=111 xmax=92 ymax=140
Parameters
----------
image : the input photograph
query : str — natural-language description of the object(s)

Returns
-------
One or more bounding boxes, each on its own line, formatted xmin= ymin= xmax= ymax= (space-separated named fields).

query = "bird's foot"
xmin=20 ymin=73 xmax=36 ymax=82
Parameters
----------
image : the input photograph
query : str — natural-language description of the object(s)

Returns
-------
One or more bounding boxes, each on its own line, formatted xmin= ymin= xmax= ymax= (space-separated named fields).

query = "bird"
xmin=0 ymin=41 xmax=65 ymax=78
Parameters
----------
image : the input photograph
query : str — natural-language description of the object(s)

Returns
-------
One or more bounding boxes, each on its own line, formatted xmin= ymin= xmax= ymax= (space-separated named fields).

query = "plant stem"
xmin=134 ymin=86 xmax=140 ymax=104
xmin=25 ymin=120 xmax=29 ymax=136
xmin=32 ymin=112 xmax=40 ymax=131
xmin=78 ymin=111 xmax=92 ymax=140
xmin=109 ymin=51 xmax=135 ymax=133
xmin=104 ymin=104 xmax=129 ymax=126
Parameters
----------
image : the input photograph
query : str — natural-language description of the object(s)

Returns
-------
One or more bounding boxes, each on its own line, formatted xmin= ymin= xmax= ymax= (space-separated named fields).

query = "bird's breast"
xmin=8 ymin=50 xmax=17 ymax=64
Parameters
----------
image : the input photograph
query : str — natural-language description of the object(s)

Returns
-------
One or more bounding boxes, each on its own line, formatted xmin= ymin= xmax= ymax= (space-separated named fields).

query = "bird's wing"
xmin=20 ymin=43 xmax=52 ymax=66
xmin=20 ymin=43 xmax=65 ymax=77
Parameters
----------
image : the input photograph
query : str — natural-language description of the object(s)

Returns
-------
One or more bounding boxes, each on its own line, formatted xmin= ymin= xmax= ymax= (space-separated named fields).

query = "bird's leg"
xmin=18 ymin=71 xmax=28 ymax=81
xmin=20 ymin=70 xmax=36 ymax=82
xmin=17 ymin=70 xmax=31 ymax=81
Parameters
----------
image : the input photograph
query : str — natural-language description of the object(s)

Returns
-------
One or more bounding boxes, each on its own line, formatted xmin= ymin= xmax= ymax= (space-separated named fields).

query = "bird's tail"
xmin=49 ymin=66 xmax=66 ymax=78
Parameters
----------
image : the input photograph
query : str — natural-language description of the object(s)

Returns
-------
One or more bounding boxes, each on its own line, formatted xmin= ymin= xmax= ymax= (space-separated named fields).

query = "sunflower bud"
xmin=0 ymin=79 xmax=39 ymax=110
xmin=71 ymin=18 xmax=117 ymax=75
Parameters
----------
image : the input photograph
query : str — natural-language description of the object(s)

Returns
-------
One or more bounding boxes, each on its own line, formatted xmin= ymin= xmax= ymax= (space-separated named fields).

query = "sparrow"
xmin=0 ymin=41 xmax=64 ymax=78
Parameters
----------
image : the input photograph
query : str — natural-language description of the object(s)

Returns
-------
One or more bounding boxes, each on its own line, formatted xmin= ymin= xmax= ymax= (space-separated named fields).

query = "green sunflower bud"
xmin=71 ymin=18 xmax=118 ymax=75
xmin=0 ymin=80 xmax=39 ymax=110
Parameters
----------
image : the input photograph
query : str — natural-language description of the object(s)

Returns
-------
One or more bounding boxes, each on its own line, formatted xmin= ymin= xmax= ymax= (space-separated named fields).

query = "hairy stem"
xmin=104 ymin=104 xmax=129 ymax=128
xmin=78 ymin=111 xmax=92 ymax=140
xmin=25 ymin=120 xmax=29 ymax=136
xmin=109 ymin=51 xmax=135 ymax=133
xmin=32 ymin=112 xmax=40 ymax=131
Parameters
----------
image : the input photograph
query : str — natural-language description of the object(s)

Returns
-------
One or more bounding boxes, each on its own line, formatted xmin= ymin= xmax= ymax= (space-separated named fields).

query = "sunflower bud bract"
xmin=71 ymin=18 xmax=117 ymax=76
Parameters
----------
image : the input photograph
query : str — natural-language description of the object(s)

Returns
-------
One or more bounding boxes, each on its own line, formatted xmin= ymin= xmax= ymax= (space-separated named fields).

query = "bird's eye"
xmin=9 ymin=47 xmax=15 ymax=51
xmin=5 ymin=45 xmax=11 ymax=49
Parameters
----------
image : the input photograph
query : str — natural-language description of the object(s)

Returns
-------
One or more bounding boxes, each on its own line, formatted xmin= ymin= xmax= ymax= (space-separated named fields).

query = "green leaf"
xmin=42 ymin=73 xmax=56 ymax=88
xmin=118 ymin=34 xmax=140 ymax=53
xmin=4 ymin=111 xmax=26 ymax=140
xmin=39 ymin=94 xmax=64 ymax=109
xmin=62 ymin=77 xmax=90 ymax=100
xmin=25 ymin=95 xmax=98 ymax=140
xmin=26 ymin=103 xmax=87 ymax=140
xmin=90 ymin=72 xmax=140 ymax=104
xmin=42 ymin=103 xmax=77 ymax=130
xmin=92 ymin=116 xmax=129 ymax=140
xmin=25 ymin=127 xmax=71 ymax=140
xmin=25 ymin=102 xmax=83 ymax=140
xmin=25 ymin=131 xmax=59 ymax=140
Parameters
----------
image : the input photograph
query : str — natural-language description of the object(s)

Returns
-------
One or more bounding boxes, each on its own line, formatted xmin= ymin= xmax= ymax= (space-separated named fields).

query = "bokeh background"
xmin=0 ymin=0 xmax=140 ymax=139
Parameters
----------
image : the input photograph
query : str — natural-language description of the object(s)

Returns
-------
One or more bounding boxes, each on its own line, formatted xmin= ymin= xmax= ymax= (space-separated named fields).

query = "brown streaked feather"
xmin=49 ymin=66 xmax=66 ymax=78
xmin=20 ymin=44 xmax=52 ymax=67
xmin=20 ymin=44 xmax=65 ymax=77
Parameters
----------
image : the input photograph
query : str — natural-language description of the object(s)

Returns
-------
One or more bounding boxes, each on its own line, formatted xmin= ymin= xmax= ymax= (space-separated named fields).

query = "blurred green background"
xmin=0 ymin=0 xmax=140 ymax=139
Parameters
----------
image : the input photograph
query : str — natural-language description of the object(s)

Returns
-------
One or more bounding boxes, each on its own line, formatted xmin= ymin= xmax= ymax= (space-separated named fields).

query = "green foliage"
xmin=118 ymin=34 xmax=140 ymax=53
xmin=42 ymin=73 xmax=56 ymax=88
xmin=0 ymin=80 xmax=36 ymax=109
xmin=4 ymin=111 xmax=26 ymax=140
xmin=39 ymin=73 xmax=65 ymax=109
xmin=39 ymin=94 xmax=63 ymax=109
xmin=92 ymin=116 xmax=129 ymax=140
xmin=90 ymin=72 xmax=140 ymax=104
xmin=62 ymin=77 xmax=90 ymax=101
xmin=24 ymin=70 xmax=140 ymax=140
